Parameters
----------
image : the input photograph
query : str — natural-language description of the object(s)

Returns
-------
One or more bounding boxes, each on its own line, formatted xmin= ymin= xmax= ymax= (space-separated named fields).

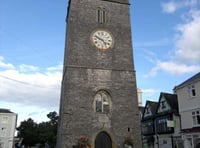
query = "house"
xmin=0 ymin=109 xmax=17 ymax=148
xmin=174 ymin=72 xmax=200 ymax=148
xmin=141 ymin=92 xmax=182 ymax=148
xmin=141 ymin=100 xmax=158 ymax=148
xmin=155 ymin=92 xmax=182 ymax=148
xmin=139 ymin=106 xmax=145 ymax=119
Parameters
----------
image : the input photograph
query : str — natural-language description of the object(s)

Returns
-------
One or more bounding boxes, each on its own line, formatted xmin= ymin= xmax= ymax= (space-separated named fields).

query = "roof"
xmin=147 ymin=101 xmax=158 ymax=115
xmin=174 ymin=72 xmax=200 ymax=90
xmin=0 ymin=108 xmax=14 ymax=113
xmin=158 ymin=92 xmax=179 ymax=113
xmin=142 ymin=101 xmax=158 ymax=120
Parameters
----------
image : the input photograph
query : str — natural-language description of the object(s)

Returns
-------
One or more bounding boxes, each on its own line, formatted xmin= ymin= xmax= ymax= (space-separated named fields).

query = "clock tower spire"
xmin=57 ymin=0 xmax=142 ymax=147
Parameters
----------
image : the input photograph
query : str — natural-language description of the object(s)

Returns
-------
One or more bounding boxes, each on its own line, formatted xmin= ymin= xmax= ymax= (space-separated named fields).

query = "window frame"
xmin=188 ymin=84 xmax=196 ymax=97
xmin=155 ymin=115 xmax=174 ymax=134
xmin=0 ymin=142 xmax=4 ymax=148
xmin=161 ymin=100 xmax=166 ymax=109
xmin=0 ymin=127 xmax=7 ymax=136
xmin=1 ymin=116 xmax=9 ymax=123
xmin=192 ymin=110 xmax=200 ymax=126
xmin=97 ymin=8 xmax=107 ymax=24
xmin=141 ymin=120 xmax=154 ymax=135
xmin=94 ymin=90 xmax=112 ymax=114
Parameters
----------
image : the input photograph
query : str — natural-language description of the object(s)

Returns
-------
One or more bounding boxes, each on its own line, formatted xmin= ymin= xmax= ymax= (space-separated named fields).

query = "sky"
xmin=0 ymin=0 xmax=200 ymax=125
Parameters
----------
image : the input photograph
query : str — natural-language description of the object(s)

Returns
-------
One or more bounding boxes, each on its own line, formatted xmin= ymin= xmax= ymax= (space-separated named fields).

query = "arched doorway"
xmin=95 ymin=131 xmax=112 ymax=148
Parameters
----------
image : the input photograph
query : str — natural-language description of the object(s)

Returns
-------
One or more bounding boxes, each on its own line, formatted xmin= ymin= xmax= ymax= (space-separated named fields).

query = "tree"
xmin=16 ymin=111 xmax=59 ymax=147
xmin=16 ymin=118 xmax=38 ymax=146
xmin=47 ymin=111 xmax=59 ymax=126
xmin=40 ymin=111 xmax=59 ymax=147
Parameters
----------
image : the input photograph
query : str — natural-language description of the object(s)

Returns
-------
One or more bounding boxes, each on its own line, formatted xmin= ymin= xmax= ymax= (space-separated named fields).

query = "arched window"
xmin=94 ymin=91 xmax=111 ymax=113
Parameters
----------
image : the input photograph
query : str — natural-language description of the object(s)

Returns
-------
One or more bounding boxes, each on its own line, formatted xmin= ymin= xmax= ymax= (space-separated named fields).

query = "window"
xmin=188 ymin=85 xmax=196 ymax=97
xmin=192 ymin=110 xmax=200 ymax=126
xmin=0 ymin=127 xmax=7 ymax=136
xmin=1 ymin=116 xmax=9 ymax=123
xmin=0 ymin=142 xmax=4 ymax=148
xmin=146 ymin=107 xmax=150 ymax=114
xmin=155 ymin=115 xmax=173 ymax=134
xmin=141 ymin=121 xmax=154 ymax=135
xmin=97 ymin=8 xmax=106 ymax=24
xmin=161 ymin=100 xmax=166 ymax=109
xmin=94 ymin=90 xmax=111 ymax=113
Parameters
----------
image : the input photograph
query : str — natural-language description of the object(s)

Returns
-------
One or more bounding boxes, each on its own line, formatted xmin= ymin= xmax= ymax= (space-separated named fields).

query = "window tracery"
xmin=94 ymin=90 xmax=111 ymax=113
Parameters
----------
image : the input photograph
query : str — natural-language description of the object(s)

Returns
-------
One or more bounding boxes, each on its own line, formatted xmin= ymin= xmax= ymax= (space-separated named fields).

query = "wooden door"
xmin=95 ymin=132 xmax=112 ymax=148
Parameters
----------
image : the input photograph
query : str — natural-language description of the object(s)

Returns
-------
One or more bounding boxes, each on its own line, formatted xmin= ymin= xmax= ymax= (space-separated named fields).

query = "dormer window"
xmin=161 ymin=100 xmax=166 ymax=109
xmin=157 ymin=97 xmax=170 ymax=113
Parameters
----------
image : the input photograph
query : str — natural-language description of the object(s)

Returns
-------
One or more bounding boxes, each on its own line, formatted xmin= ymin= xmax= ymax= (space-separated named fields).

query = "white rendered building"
xmin=0 ymin=109 xmax=17 ymax=148
xmin=174 ymin=72 xmax=200 ymax=148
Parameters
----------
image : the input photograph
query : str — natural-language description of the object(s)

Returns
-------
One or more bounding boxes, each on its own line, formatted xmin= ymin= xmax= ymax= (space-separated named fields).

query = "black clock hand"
xmin=95 ymin=35 xmax=107 ymax=45
xmin=95 ymin=35 xmax=103 ymax=41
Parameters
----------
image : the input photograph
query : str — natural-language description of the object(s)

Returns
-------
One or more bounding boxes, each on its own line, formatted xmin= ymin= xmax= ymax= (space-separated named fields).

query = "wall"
xmin=175 ymin=80 xmax=200 ymax=129
xmin=0 ymin=112 xmax=17 ymax=148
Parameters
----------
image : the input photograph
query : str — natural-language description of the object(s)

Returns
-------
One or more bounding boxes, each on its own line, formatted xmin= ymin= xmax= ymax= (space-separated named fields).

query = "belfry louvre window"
xmin=94 ymin=91 xmax=111 ymax=113
xmin=97 ymin=8 xmax=106 ymax=24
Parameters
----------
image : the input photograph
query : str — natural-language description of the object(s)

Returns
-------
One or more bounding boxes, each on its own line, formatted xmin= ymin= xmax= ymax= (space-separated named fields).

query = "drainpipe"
xmin=156 ymin=135 xmax=159 ymax=148
xmin=171 ymin=135 xmax=174 ymax=148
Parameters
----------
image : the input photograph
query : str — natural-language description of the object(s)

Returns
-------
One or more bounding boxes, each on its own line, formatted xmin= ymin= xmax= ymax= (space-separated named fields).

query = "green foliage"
xmin=16 ymin=111 xmax=59 ymax=147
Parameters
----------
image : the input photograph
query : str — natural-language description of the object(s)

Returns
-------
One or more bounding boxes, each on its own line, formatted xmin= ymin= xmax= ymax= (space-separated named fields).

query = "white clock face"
xmin=91 ymin=30 xmax=113 ymax=50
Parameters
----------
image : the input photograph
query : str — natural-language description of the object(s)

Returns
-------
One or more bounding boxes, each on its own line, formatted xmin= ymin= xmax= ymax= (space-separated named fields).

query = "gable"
xmin=143 ymin=104 xmax=152 ymax=118
xmin=157 ymin=96 xmax=171 ymax=113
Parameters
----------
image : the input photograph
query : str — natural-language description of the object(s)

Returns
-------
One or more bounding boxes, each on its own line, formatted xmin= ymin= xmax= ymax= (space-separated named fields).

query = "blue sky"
xmin=0 ymin=0 xmax=200 ymax=124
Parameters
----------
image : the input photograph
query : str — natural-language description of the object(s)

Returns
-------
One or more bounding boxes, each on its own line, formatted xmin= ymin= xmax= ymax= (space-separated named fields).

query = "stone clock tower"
xmin=56 ymin=0 xmax=142 ymax=148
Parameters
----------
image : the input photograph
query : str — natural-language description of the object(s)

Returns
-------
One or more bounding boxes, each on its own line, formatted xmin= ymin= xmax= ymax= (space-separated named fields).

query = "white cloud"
xmin=161 ymin=0 xmax=198 ymax=13
xmin=146 ymin=61 xmax=200 ymax=77
xmin=175 ymin=10 xmax=200 ymax=63
xmin=140 ymin=88 xmax=161 ymax=105
xmin=0 ymin=56 xmax=15 ymax=69
xmin=142 ymin=88 xmax=159 ymax=94
xmin=47 ymin=64 xmax=63 ymax=72
xmin=19 ymin=64 xmax=39 ymax=72
xmin=0 ymin=102 xmax=53 ymax=125
xmin=0 ymin=57 xmax=62 ymax=110
xmin=162 ymin=1 xmax=177 ymax=13
xmin=147 ymin=7 xmax=200 ymax=77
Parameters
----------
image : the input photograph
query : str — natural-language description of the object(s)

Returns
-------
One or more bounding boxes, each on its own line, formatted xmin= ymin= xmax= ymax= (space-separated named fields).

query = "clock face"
xmin=91 ymin=30 xmax=113 ymax=50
